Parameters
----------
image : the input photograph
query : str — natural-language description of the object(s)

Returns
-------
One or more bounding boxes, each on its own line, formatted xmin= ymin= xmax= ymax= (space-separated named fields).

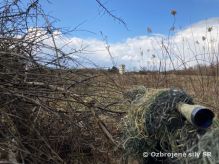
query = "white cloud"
xmin=39 ymin=17 xmax=219 ymax=71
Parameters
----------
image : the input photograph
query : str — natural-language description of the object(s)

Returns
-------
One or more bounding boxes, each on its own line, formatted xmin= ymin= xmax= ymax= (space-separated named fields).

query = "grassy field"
xmin=1 ymin=67 xmax=219 ymax=163
xmin=112 ymin=73 xmax=219 ymax=115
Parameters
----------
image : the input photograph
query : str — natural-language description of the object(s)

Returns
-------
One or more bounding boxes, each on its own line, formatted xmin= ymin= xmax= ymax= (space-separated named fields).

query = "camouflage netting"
xmin=185 ymin=126 xmax=219 ymax=164
xmin=121 ymin=86 xmax=218 ymax=163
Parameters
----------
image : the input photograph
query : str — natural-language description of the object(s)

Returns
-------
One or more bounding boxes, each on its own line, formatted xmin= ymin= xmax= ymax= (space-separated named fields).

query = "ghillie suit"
xmin=122 ymin=86 xmax=217 ymax=164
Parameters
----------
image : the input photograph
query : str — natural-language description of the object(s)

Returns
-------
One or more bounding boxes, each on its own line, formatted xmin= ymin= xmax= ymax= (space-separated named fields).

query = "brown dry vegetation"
xmin=0 ymin=0 xmax=219 ymax=163
xmin=113 ymin=73 xmax=219 ymax=114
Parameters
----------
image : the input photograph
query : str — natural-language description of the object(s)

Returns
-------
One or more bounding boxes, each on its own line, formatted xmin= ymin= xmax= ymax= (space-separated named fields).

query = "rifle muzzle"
xmin=177 ymin=103 xmax=215 ymax=128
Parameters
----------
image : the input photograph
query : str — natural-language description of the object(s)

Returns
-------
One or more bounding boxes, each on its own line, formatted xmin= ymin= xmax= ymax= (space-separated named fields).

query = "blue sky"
xmin=39 ymin=0 xmax=219 ymax=70
xmin=42 ymin=0 xmax=219 ymax=42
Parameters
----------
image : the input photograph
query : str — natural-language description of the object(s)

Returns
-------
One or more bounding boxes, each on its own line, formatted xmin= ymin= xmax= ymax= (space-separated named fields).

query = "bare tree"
xmin=0 ymin=1 xmax=125 ymax=163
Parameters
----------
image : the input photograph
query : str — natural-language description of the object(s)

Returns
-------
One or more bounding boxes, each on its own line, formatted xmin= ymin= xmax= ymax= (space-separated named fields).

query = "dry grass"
xmin=112 ymin=73 xmax=219 ymax=115
xmin=0 ymin=1 xmax=218 ymax=163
